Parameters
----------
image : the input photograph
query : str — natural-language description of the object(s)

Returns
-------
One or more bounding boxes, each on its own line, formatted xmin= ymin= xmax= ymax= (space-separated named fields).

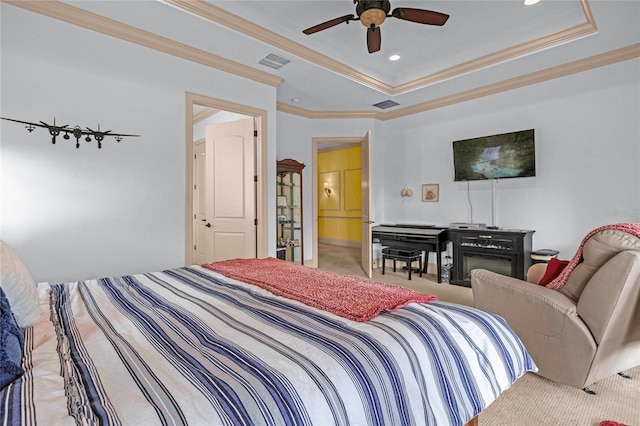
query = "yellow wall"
xmin=318 ymin=146 xmax=362 ymax=244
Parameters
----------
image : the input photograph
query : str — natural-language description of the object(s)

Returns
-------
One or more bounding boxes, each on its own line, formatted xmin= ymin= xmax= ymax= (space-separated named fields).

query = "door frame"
xmin=311 ymin=136 xmax=370 ymax=270
xmin=184 ymin=92 xmax=268 ymax=265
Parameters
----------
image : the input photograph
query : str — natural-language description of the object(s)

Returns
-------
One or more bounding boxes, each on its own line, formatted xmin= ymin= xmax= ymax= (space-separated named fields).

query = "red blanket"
xmin=546 ymin=223 xmax=640 ymax=291
xmin=202 ymin=257 xmax=436 ymax=322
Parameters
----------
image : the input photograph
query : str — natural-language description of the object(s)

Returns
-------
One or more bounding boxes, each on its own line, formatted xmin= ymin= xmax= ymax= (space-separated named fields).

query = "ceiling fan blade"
xmin=391 ymin=8 xmax=449 ymax=26
xmin=302 ymin=14 xmax=354 ymax=35
xmin=367 ymin=27 xmax=381 ymax=54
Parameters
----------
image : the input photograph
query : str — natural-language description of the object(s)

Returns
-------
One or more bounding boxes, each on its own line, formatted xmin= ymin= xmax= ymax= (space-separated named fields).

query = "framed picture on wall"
xmin=422 ymin=184 xmax=439 ymax=202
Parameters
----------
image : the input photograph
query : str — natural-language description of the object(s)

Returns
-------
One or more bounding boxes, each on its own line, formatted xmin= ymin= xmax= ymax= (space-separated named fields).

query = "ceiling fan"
xmin=302 ymin=0 xmax=449 ymax=54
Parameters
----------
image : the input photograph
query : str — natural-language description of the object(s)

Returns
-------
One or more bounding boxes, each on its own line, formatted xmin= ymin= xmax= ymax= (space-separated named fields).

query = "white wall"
xmin=1 ymin=5 xmax=277 ymax=283
xmin=381 ymin=58 xmax=640 ymax=259
xmin=275 ymin=113 xmax=377 ymax=261
xmin=274 ymin=59 xmax=639 ymax=264
xmin=275 ymin=60 xmax=639 ymax=264
xmin=3 ymin=5 xmax=638 ymax=283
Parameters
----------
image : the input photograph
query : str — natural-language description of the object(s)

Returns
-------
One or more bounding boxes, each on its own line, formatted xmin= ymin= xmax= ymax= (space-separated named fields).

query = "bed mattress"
xmin=1 ymin=264 xmax=535 ymax=425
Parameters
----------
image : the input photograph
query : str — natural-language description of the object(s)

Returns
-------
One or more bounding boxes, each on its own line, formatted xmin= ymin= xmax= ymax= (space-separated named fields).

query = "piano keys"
xmin=372 ymin=224 xmax=449 ymax=283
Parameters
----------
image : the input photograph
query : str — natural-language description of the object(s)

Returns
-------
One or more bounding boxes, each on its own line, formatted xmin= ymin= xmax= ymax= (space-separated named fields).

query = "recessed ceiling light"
xmin=291 ymin=98 xmax=301 ymax=103
xmin=524 ymin=0 xmax=540 ymax=5
xmin=389 ymin=54 xmax=401 ymax=61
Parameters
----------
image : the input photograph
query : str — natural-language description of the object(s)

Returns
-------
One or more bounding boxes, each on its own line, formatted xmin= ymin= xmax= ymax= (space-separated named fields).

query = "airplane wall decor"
xmin=1 ymin=116 xmax=140 ymax=149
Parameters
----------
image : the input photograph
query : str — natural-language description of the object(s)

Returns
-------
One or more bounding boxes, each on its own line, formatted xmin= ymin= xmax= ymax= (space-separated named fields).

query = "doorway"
xmin=311 ymin=132 xmax=372 ymax=277
xmin=184 ymin=92 xmax=268 ymax=266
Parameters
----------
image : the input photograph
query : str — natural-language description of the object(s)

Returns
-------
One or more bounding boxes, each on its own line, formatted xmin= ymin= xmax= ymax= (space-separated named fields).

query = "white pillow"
xmin=0 ymin=241 xmax=41 ymax=328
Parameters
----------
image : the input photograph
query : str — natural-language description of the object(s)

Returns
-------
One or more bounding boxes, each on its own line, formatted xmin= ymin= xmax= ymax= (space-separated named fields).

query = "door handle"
xmin=205 ymin=223 xmax=212 ymax=228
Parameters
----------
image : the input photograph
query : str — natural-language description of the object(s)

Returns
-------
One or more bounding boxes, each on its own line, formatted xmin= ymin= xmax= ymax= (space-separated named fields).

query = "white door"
xmin=193 ymin=140 xmax=214 ymax=264
xmin=361 ymin=131 xmax=372 ymax=278
xmin=193 ymin=117 xmax=256 ymax=263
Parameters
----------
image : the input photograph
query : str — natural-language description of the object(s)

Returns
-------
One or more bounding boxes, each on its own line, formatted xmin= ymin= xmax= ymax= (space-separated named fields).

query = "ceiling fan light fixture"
xmin=360 ymin=8 xmax=387 ymax=28
xmin=303 ymin=0 xmax=447 ymax=54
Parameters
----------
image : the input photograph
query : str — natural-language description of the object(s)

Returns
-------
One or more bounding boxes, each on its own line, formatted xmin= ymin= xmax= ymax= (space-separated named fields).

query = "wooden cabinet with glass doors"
xmin=276 ymin=159 xmax=305 ymax=264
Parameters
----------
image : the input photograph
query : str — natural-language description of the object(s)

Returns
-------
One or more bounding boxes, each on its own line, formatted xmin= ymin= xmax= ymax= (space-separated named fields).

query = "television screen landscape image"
xmin=452 ymin=129 xmax=536 ymax=181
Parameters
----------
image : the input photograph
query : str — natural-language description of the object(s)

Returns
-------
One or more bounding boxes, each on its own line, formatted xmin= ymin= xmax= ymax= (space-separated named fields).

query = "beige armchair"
xmin=471 ymin=229 xmax=640 ymax=392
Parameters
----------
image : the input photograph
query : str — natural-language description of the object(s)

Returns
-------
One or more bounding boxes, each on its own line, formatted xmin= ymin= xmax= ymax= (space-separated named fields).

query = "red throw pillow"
xmin=538 ymin=258 xmax=570 ymax=286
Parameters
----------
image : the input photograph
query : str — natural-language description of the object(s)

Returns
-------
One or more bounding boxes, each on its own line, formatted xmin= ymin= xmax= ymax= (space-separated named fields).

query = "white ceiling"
xmin=61 ymin=0 xmax=640 ymax=113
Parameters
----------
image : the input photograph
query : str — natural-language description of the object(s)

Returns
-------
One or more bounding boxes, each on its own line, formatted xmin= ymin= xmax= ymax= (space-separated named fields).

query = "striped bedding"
xmin=1 ymin=265 xmax=536 ymax=426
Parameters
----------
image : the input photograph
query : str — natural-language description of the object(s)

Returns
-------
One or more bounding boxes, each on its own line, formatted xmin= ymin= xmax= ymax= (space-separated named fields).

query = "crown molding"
xmin=394 ymin=0 xmax=598 ymax=94
xmin=276 ymin=102 xmax=381 ymax=120
xmin=4 ymin=0 xmax=283 ymax=88
xmin=382 ymin=43 xmax=639 ymax=120
xmin=166 ymin=0 xmax=598 ymax=96
xmin=163 ymin=0 xmax=393 ymax=94
xmin=7 ymin=0 xmax=634 ymax=122
xmin=277 ymin=44 xmax=640 ymax=121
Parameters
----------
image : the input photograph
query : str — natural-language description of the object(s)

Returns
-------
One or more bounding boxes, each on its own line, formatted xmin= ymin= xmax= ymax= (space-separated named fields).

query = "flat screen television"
xmin=452 ymin=129 xmax=536 ymax=181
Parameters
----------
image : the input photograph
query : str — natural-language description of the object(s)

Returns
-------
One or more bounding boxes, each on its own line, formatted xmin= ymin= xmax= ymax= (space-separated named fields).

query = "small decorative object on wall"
xmin=1 ymin=116 xmax=140 ymax=149
xmin=422 ymin=184 xmax=440 ymax=202
xmin=319 ymin=170 xmax=340 ymax=210
xmin=400 ymin=186 xmax=413 ymax=197
xmin=323 ymin=182 xmax=332 ymax=197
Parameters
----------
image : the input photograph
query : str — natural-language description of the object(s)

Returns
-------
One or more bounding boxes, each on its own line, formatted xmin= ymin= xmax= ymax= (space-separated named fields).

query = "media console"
xmin=449 ymin=228 xmax=535 ymax=288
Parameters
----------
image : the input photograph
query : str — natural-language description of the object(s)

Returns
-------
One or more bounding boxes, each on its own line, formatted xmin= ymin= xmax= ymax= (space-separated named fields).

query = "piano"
xmin=372 ymin=224 xmax=449 ymax=283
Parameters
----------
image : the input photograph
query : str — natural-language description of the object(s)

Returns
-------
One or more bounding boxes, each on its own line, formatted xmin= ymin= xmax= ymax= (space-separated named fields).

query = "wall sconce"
xmin=400 ymin=185 xmax=413 ymax=197
xmin=323 ymin=182 xmax=332 ymax=197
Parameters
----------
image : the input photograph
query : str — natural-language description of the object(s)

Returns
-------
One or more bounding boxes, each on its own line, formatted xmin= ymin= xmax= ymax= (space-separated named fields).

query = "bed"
xmin=0 ymin=252 xmax=536 ymax=426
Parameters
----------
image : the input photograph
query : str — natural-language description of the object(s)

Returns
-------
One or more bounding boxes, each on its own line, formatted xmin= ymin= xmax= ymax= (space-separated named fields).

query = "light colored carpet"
xmin=317 ymin=243 xmax=640 ymax=426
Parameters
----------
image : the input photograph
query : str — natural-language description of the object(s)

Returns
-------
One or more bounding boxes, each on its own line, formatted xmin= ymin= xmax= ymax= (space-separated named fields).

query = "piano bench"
xmin=381 ymin=247 xmax=423 ymax=280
